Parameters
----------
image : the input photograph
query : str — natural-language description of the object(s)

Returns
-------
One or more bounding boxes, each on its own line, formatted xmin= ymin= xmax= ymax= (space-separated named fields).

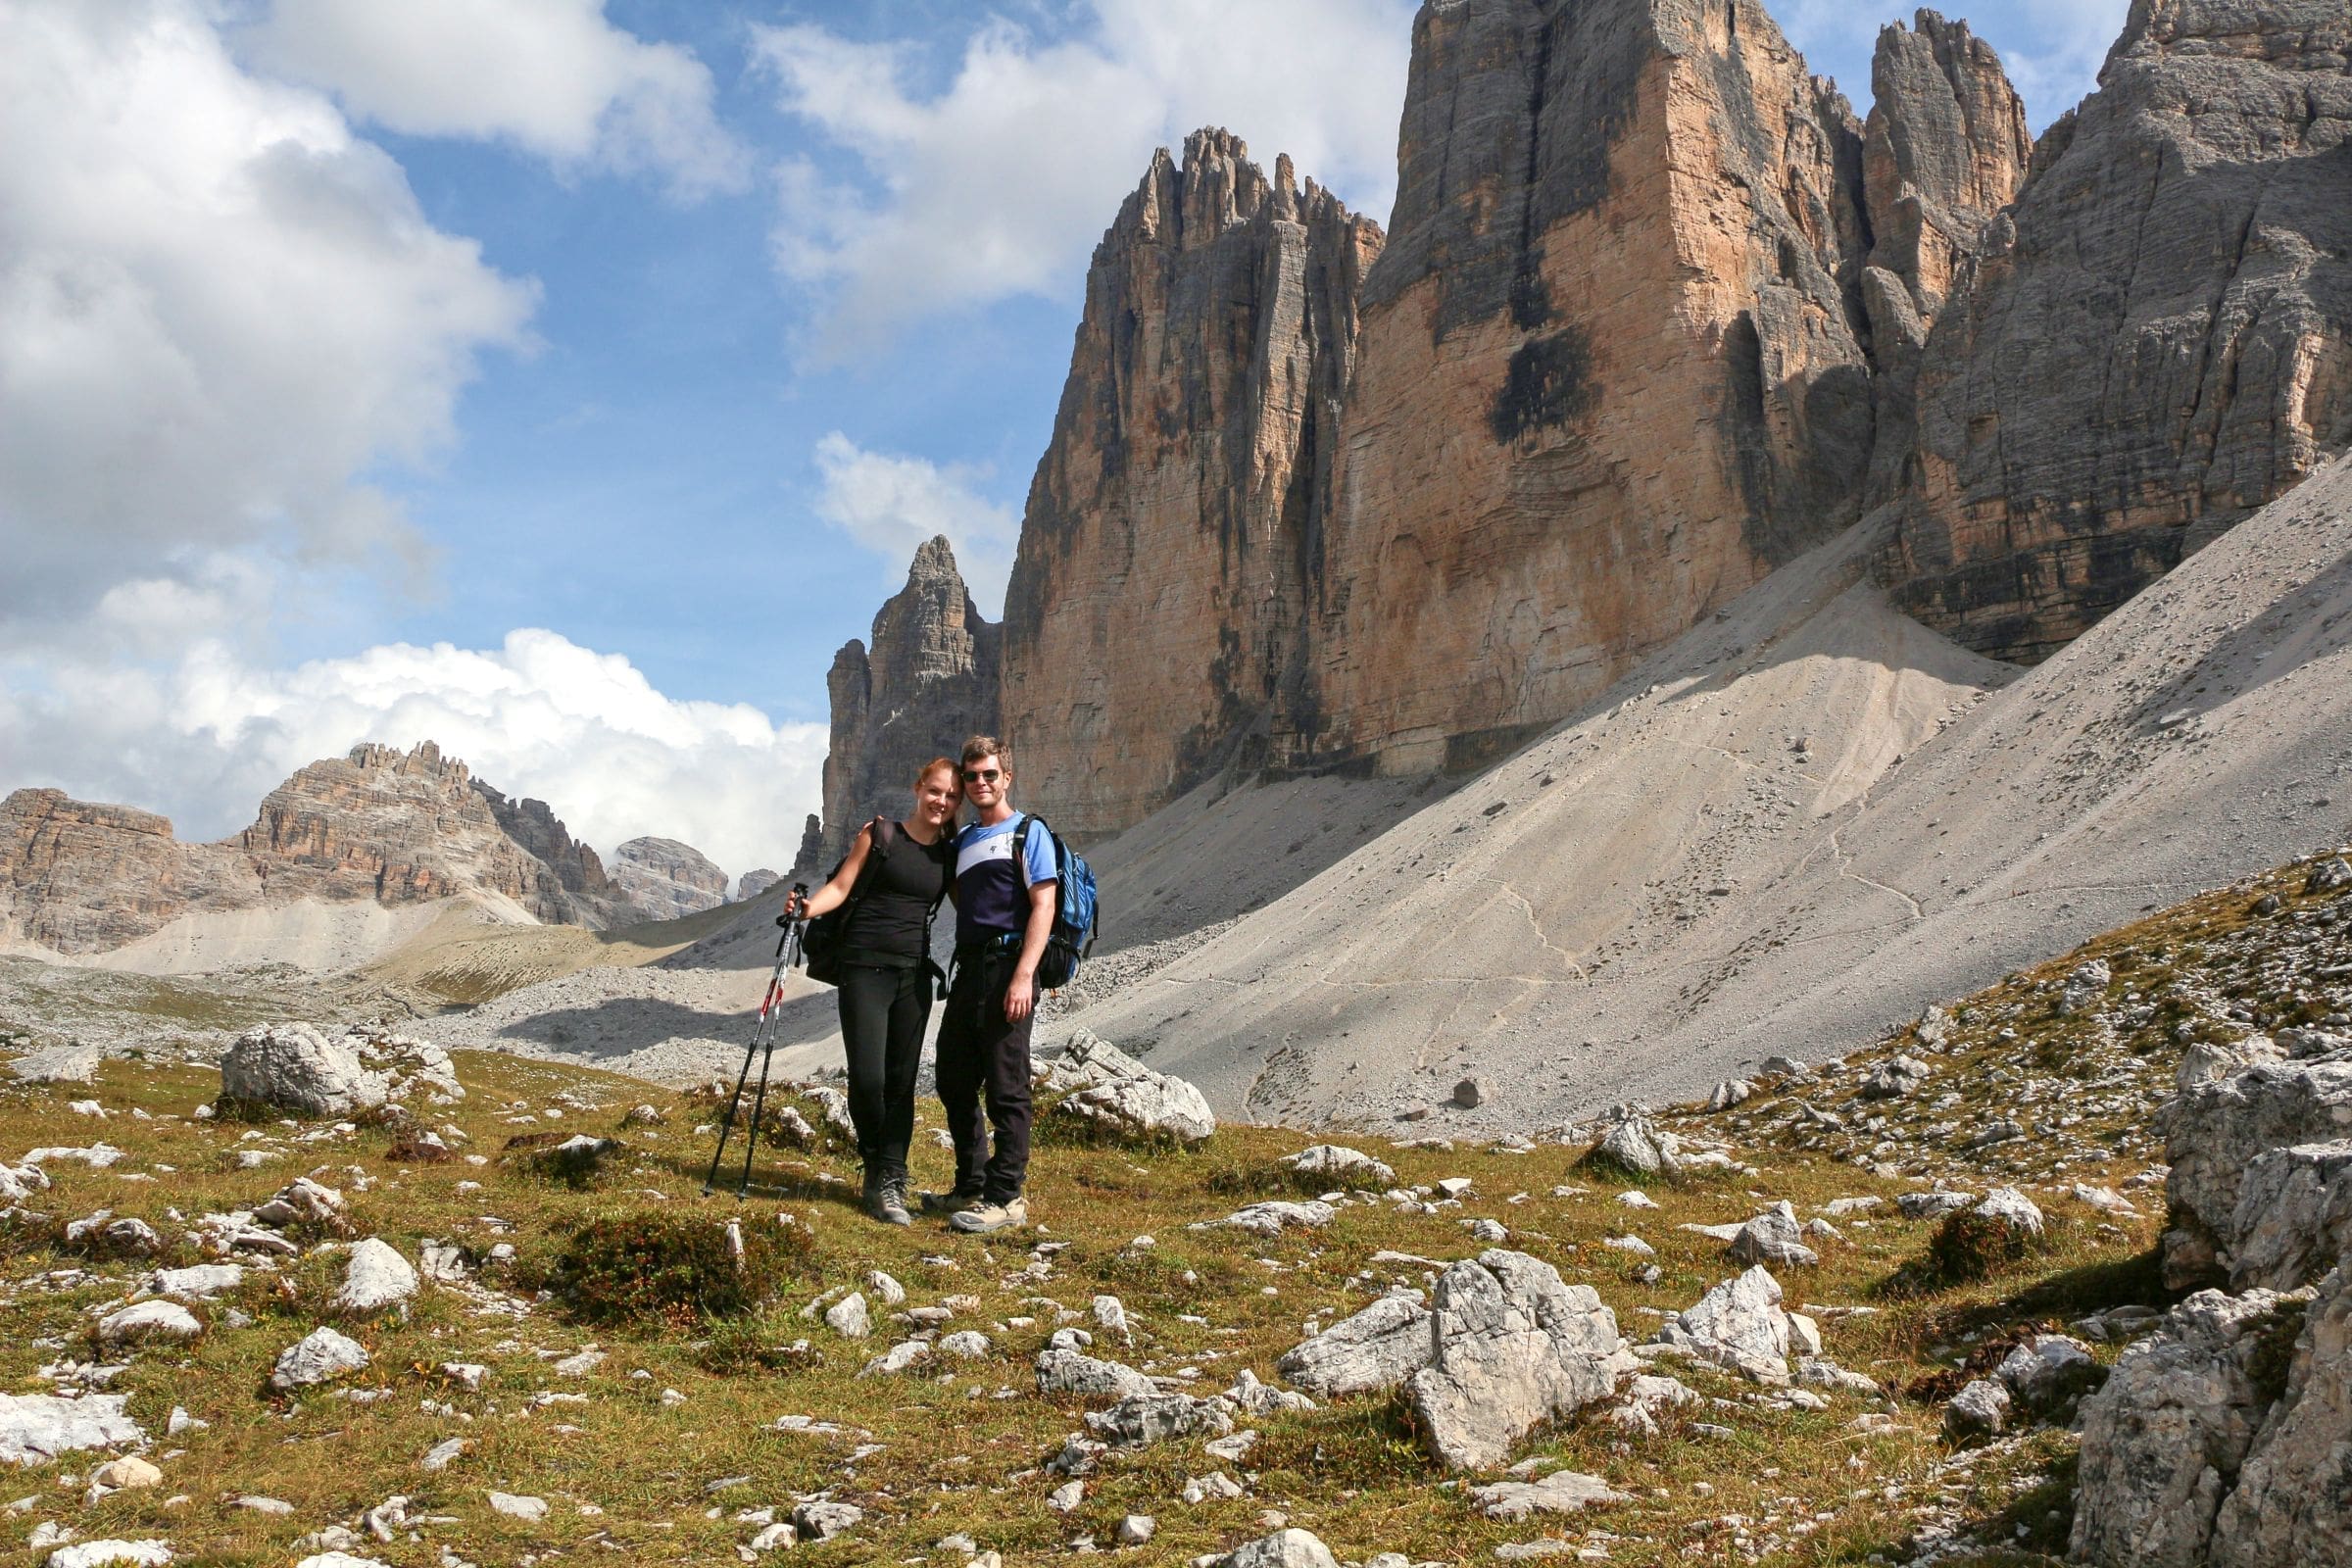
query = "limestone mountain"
xmin=1001 ymin=127 xmax=1383 ymax=838
xmin=607 ymin=837 xmax=730 ymax=923
xmin=1881 ymin=0 xmax=2352 ymax=660
xmin=845 ymin=0 xmax=2346 ymax=845
xmin=0 ymin=742 xmax=717 ymax=957
xmin=821 ymin=537 xmax=1000 ymax=859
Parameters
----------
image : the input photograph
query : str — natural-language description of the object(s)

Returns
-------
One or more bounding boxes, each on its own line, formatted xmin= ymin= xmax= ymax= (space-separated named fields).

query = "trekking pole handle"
xmin=776 ymin=880 xmax=811 ymax=927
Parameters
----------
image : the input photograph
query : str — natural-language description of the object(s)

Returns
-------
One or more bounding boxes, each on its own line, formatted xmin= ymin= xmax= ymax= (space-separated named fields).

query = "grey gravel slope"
xmin=1072 ymin=455 xmax=2352 ymax=1130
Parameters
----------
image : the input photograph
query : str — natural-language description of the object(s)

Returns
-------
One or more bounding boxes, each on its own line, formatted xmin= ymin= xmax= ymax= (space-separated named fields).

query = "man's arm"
xmin=1004 ymin=876 xmax=1058 ymax=1023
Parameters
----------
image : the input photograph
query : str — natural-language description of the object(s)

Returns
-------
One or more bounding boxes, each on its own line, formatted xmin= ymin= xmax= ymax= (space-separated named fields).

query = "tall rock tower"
xmin=821 ymin=537 xmax=1002 ymax=858
xmin=1858 ymin=10 xmax=2033 ymax=498
xmin=1001 ymin=129 xmax=1383 ymax=839
xmin=1298 ymin=0 xmax=1878 ymax=775
xmin=1882 ymin=0 xmax=2352 ymax=660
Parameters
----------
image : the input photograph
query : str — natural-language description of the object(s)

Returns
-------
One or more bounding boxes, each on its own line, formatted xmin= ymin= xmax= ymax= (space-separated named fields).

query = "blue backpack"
xmin=1012 ymin=814 xmax=1099 ymax=990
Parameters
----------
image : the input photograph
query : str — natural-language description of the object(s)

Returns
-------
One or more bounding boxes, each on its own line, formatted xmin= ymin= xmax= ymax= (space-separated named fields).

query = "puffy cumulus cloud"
xmin=0 ymin=629 xmax=824 ymax=881
xmin=0 ymin=0 xmax=535 ymax=637
xmin=245 ymin=0 xmax=750 ymax=198
xmin=811 ymin=432 xmax=1018 ymax=616
xmin=754 ymin=0 xmax=1415 ymax=352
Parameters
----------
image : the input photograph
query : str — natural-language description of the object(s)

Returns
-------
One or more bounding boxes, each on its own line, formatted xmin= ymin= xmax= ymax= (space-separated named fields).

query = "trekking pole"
xmin=703 ymin=883 xmax=809 ymax=1198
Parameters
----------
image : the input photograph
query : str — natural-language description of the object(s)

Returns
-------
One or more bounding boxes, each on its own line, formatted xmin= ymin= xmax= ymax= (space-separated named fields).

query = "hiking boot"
xmin=919 ymin=1186 xmax=985 ymax=1216
xmin=949 ymin=1196 xmax=1028 ymax=1235
xmin=869 ymin=1174 xmax=912 ymax=1227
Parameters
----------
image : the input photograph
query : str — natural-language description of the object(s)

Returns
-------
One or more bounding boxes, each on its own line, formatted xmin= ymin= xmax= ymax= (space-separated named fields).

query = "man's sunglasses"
xmin=961 ymin=767 xmax=1002 ymax=783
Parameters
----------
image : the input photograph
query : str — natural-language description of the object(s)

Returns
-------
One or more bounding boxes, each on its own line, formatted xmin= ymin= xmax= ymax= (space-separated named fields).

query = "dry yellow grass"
xmin=17 ymin=849 xmax=2342 ymax=1564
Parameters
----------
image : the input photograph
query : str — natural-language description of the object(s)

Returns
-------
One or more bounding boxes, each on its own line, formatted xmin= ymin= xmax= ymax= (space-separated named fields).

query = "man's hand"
xmin=1004 ymin=969 xmax=1036 ymax=1023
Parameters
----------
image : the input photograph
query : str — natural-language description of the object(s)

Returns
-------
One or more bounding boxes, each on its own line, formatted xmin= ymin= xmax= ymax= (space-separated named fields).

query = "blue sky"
xmin=0 ymin=0 xmax=2128 ymax=878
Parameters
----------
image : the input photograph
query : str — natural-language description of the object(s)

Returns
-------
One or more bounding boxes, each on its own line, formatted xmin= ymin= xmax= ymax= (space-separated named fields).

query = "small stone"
xmin=1224 ymin=1529 xmax=1339 ymax=1568
xmin=46 ymin=1543 xmax=174 ymax=1568
xmin=1471 ymin=1469 xmax=1628 ymax=1520
xmin=90 ymin=1456 xmax=163 ymax=1491
xmin=1114 ymin=1514 xmax=1155 ymax=1544
xmin=331 ymin=1239 xmax=418 ymax=1316
xmin=791 ymin=1500 xmax=861 ymax=1541
xmin=270 ymin=1327 xmax=370 ymax=1391
xmin=1945 ymin=1378 xmax=2010 ymax=1438
xmin=824 ymin=1293 xmax=871 ymax=1339
xmin=486 ymin=1492 xmax=547 ymax=1521
xmin=97 ymin=1301 xmax=202 ymax=1346
xmin=1452 ymin=1077 xmax=1486 ymax=1109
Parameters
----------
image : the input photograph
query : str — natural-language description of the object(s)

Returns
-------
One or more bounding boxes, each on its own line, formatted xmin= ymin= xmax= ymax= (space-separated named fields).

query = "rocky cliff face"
xmin=1859 ymin=9 xmax=2032 ymax=498
xmin=231 ymin=743 xmax=600 ymax=922
xmin=1001 ymin=128 xmax=1381 ymax=838
xmin=0 ymin=792 xmax=231 ymax=954
xmin=472 ymin=783 xmax=613 ymax=924
xmin=822 ymin=538 xmax=1000 ymax=858
xmin=1882 ymin=0 xmax=2352 ymax=661
xmin=0 ymin=742 xmax=633 ymax=955
xmin=608 ymin=837 xmax=730 ymax=924
xmin=1298 ymin=0 xmax=1877 ymax=774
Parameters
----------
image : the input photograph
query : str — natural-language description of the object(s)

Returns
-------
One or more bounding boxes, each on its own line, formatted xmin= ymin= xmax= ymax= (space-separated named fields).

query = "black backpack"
xmin=800 ymin=817 xmax=946 ymax=988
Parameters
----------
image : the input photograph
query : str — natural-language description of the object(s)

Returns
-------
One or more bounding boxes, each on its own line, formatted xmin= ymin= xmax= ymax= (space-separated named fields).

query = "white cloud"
xmin=0 ymin=0 xmax=535 ymax=639
xmin=1988 ymin=0 xmax=2131 ymax=131
xmin=245 ymin=0 xmax=750 ymax=198
xmin=753 ymin=0 xmax=1416 ymax=352
xmin=811 ymin=432 xmax=1019 ymax=617
xmin=0 ymin=629 xmax=825 ymax=880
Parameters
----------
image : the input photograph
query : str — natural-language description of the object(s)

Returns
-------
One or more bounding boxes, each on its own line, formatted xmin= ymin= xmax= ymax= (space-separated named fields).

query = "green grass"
xmin=7 ymin=851 xmax=2343 ymax=1565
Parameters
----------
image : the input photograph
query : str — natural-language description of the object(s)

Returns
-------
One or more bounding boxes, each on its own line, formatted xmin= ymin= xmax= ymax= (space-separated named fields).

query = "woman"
xmin=787 ymin=759 xmax=960 ymax=1225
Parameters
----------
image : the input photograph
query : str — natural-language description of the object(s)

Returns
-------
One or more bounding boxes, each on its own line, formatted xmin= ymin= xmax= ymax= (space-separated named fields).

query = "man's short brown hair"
xmin=959 ymin=735 xmax=1009 ymax=772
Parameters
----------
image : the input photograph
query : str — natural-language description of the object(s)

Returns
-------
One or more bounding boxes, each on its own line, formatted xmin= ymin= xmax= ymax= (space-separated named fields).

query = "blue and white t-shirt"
xmin=952 ymin=813 xmax=1057 ymax=938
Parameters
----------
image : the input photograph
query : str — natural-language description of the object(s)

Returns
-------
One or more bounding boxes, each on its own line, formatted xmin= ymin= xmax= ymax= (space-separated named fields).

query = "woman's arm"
xmin=789 ymin=826 xmax=871 ymax=920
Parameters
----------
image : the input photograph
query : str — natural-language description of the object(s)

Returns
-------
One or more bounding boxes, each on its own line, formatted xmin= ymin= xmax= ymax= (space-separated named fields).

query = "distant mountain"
xmin=0 ymin=741 xmax=728 ymax=956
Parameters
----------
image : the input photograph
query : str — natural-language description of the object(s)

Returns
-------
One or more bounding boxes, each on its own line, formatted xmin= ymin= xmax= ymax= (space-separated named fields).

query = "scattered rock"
xmin=1471 ymin=1469 xmax=1627 ymax=1520
xmin=1276 ymin=1296 xmax=1432 ymax=1396
xmin=219 ymin=1024 xmax=388 ymax=1116
xmin=1945 ymin=1378 xmax=2010 ymax=1439
xmin=1194 ymin=1200 xmax=1334 ymax=1237
xmin=1054 ymin=1053 xmax=1218 ymax=1145
xmin=824 ymin=1293 xmax=871 ymax=1339
xmin=1726 ymin=1203 xmax=1820 ymax=1267
xmin=0 ymin=1391 xmax=145 ymax=1464
xmin=1036 ymin=1348 xmax=1156 ymax=1401
xmin=1656 ymin=1266 xmax=1793 ymax=1385
xmin=1896 ymin=1190 xmax=1975 ymax=1220
xmin=270 ymin=1327 xmax=370 ymax=1391
xmin=47 ymin=1543 xmax=173 ymax=1568
xmin=1281 ymin=1145 xmax=1396 ymax=1187
xmin=89 ymin=1455 xmax=162 ymax=1491
xmin=2058 ymin=957 xmax=2113 ymax=1016
xmin=331 ymin=1239 xmax=418 ymax=1317
xmin=1591 ymin=1117 xmax=1676 ymax=1176
xmin=1994 ymin=1335 xmax=2101 ymax=1413
xmin=486 ymin=1491 xmax=547 ymax=1521
xmin=97 ymin=1301 xmax=202 ymax=1346
xmin=1114 ymin=1514 xmax=1155 ymax=1544
xmin=2305 ymin=857 xmax=2352 ymax=895
xmin=1406 ymin=1250 xmax=1620 ymax=1471
xmin=1084 ymin=1393 xmax=1233 ymax=1449
xmin=1452 ymin=1077 xmax=1486 ymax=1110
xmin=253 ymin=1177 xmax=345 ymax=1229
xmin=791 ymin=1500 xmax=862 ymax=1542
xmin=1223 ymin=1528 xmax=1339 ymax=1568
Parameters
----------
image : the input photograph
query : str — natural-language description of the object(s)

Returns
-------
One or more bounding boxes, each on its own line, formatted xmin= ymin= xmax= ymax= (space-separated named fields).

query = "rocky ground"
xmin=1 ymin=851 xmax=2344 ymax=1566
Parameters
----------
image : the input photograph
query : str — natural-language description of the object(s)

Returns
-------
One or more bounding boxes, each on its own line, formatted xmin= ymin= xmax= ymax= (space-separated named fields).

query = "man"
xmin=923 ymin=735 xmax=1056 ymax=1234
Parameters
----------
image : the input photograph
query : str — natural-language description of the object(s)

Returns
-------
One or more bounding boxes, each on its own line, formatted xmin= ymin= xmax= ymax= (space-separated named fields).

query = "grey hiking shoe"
xmin=919 ymin=1186 xmax=984 ymax=1216
xmin=869 ymin=1174 xmax=912 ymax=1227
xmin=949 ymin=1196 xmax=1028 ymax=1235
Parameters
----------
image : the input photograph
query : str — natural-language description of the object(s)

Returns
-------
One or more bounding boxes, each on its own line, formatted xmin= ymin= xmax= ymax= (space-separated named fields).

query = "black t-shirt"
xmin=839 ymin=822 xmax=953 ymax=964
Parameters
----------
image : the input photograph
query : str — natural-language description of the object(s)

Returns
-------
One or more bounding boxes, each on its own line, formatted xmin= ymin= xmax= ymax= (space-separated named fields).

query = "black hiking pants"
xmin=935 ymin=944 xmax=1032 ymax=1202
xmin=836 ymin=960 xmax=929 ymax=1180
